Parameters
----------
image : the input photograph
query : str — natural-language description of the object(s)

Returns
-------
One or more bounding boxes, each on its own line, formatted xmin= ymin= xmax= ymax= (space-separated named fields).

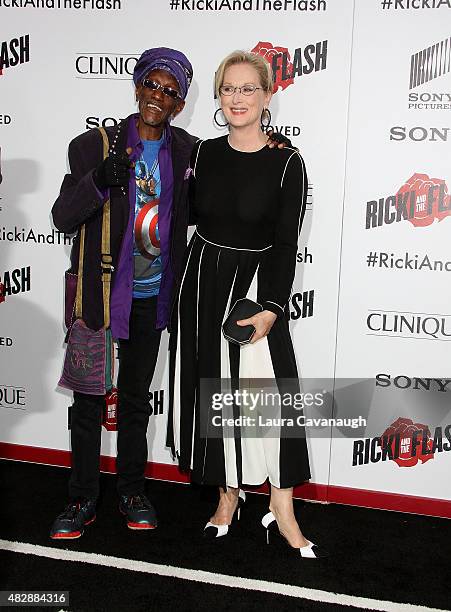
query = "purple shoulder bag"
xmin=58 ymin=127 xmax=114 ymax=396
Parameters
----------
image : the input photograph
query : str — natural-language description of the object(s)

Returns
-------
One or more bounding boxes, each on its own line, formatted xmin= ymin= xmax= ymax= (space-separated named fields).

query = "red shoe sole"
xmin=50 ymin=531 xmax=82 ymax=540
xmin=127 ymin=522 xmax=157 ymax=530
xmin=50 ymin=515 xmax=96 ymax=540
xmin=119 ymin=507 xmax=156 ymax=529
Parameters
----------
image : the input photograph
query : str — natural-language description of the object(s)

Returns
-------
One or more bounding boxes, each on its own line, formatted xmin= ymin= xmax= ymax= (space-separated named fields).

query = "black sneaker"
xmin=119 ymin=494 xmax=157 ymax=530
xmin=50 ymin=498 xmax=97 ymax=540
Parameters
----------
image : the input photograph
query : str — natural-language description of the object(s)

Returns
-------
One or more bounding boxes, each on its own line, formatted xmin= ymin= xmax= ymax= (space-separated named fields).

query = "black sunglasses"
xmin=142 ymin=78 xmax=181 ymax=100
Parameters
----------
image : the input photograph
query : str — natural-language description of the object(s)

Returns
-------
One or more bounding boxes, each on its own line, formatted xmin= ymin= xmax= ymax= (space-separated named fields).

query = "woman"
xmin=168 ymin=50 xmax=326 ymax=558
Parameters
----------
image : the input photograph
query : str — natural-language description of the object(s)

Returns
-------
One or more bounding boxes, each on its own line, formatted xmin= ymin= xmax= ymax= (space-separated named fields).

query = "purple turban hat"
xmin=133 ymin=47 xmax=193 ymax=100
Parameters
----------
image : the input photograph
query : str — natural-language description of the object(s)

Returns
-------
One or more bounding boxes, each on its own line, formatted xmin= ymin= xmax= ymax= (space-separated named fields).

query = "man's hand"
xmin=93 ymin=152 xmax=133 ymax=189
xmin=266 ymin=128 xmax=296 ymax=150
xmin=236 ymin=310 xmax=277 ymax=344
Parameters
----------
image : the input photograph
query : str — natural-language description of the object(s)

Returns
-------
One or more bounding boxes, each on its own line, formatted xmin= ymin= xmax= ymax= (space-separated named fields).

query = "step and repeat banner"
xmin=0 ymin=0 xmax=450 ymax=514
xmin=330 ymin=3 xmax=451 ymax=506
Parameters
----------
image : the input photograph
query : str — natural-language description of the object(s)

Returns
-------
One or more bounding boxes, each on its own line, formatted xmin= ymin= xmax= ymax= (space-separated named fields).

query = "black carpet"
xmin=0 ymin=459 xmax=450 ymax=611
xmin=1 ymin=552 xmax=369 ymax=612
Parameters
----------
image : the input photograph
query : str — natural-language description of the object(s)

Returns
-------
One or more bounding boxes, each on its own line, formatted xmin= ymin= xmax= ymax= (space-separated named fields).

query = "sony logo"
xmin=376 ymin=373 xmax=451 ymax=393
xmin=390 ymin=126 xmax=450 ymax=142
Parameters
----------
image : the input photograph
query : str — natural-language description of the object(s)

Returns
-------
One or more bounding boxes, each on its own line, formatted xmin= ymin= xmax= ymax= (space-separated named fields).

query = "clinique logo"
xmin=75 ymin=54 xmax=138 ymax=79
xmin=367 ymin=310 xmax=451 ymax=341
xmin=0 ymin=385 xmax=25 ymax=410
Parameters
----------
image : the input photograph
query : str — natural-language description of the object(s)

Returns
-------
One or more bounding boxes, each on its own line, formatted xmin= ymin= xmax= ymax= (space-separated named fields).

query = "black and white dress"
xmin=167 ymin=136 xmax=311 ymax=489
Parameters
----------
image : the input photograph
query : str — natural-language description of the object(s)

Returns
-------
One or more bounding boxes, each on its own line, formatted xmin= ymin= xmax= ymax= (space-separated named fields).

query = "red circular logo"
xmin=135 ymin=199 xmax=160 ymax=261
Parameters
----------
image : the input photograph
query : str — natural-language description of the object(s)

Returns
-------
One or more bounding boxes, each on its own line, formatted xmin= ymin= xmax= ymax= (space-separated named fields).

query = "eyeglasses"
xmin=142 ymin=78 xmax=181 ymax=100
xmin=219 ymin=84 xmax=263 ymax=96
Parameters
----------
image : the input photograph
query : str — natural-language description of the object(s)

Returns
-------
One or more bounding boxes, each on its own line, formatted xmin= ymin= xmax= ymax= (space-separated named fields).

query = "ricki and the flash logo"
xmin=252 ymin=40 xmax=327 ymax=93
xmin=366 ymin=173 xmax=451 ymax=229
xmin=0 ymin=266 xmax=31 ymax=302
xmin=0 ymin=34 xmax=29 ymax=76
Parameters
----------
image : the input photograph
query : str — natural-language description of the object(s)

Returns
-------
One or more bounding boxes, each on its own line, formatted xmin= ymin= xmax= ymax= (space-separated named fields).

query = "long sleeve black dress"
xmin=168 ymin=135 xmax=311 ymax=489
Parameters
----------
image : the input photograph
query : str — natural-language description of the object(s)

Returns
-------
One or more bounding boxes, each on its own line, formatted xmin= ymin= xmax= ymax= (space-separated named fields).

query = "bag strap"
xmin=74 ymin=224 xmax=85 ymax=319
xmin=98 ymin=126 xmax=112 ymax=329
xmin=74 ymin=126 xmax=112 ymax=328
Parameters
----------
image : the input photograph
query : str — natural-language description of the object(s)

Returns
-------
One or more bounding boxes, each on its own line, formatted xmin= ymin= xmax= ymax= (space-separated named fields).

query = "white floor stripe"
xmin=0 ymin=540 xmax=448 ymax=612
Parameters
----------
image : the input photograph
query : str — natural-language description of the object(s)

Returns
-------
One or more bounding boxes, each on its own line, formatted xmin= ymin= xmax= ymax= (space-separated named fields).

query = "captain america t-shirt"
xmin=133 ymin=137 xmax=163 ymax=298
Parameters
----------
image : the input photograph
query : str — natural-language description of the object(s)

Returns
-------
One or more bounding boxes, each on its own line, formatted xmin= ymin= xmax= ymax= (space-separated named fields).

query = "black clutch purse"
xmin=222 ymin=298 xmax=263 ymax=345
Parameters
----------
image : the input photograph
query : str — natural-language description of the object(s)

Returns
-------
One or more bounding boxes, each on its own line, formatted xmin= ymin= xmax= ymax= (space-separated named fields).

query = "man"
xmin=51 ymin=48 xmax=196 ymax=538
xmin=51 ymin=47 xmax=287 ymax=539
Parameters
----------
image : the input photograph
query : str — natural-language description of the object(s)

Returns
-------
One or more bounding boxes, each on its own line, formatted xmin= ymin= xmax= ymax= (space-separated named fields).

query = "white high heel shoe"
xmin=203 ymin=490 xmax=246 ymax=539
xmin=262 ymin=511 xmax=329 ymax=558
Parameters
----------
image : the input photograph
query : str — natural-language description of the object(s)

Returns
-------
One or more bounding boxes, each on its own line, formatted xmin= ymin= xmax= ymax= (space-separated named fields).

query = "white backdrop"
xmin=1 ymin=0 xmax=450 ymax=515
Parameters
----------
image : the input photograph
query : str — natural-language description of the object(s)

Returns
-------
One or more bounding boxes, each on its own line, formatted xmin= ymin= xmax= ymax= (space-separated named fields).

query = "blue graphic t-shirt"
xmin=133 ymin=137 xmax=163 ymax=298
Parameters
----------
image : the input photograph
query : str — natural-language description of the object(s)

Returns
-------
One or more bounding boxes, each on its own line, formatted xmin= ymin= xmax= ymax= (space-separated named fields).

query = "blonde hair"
xmin=214 ymin=50 xmax=273 ymax=99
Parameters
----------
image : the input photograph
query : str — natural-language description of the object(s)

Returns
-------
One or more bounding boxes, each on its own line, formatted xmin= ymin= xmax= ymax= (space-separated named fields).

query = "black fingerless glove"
xmin=93 ymin=153 xmax=132 ymax=189
xmin=268 ymin=131 xmax=293 ymax=148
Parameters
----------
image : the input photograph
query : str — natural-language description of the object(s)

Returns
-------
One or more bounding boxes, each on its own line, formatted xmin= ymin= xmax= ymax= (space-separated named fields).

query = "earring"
xmin=214 ymin=108 xmax=229 ymax=127
xmin=260 ymin=108 xmax=272 ymax=132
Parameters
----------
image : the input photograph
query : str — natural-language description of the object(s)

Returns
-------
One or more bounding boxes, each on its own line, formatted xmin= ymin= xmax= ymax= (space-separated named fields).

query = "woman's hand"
xmin=236 ymin=310 xmax=277 ymax=343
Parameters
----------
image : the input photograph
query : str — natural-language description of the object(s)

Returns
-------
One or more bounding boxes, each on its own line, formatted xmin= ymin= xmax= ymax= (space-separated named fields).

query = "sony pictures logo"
xmin=408 ymin=35 xmax=451 ymax=110
xmin=409 ymin=35 xmax=450 ymax=90
xmin=75 ymin=53 xmax=138 ymax=79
